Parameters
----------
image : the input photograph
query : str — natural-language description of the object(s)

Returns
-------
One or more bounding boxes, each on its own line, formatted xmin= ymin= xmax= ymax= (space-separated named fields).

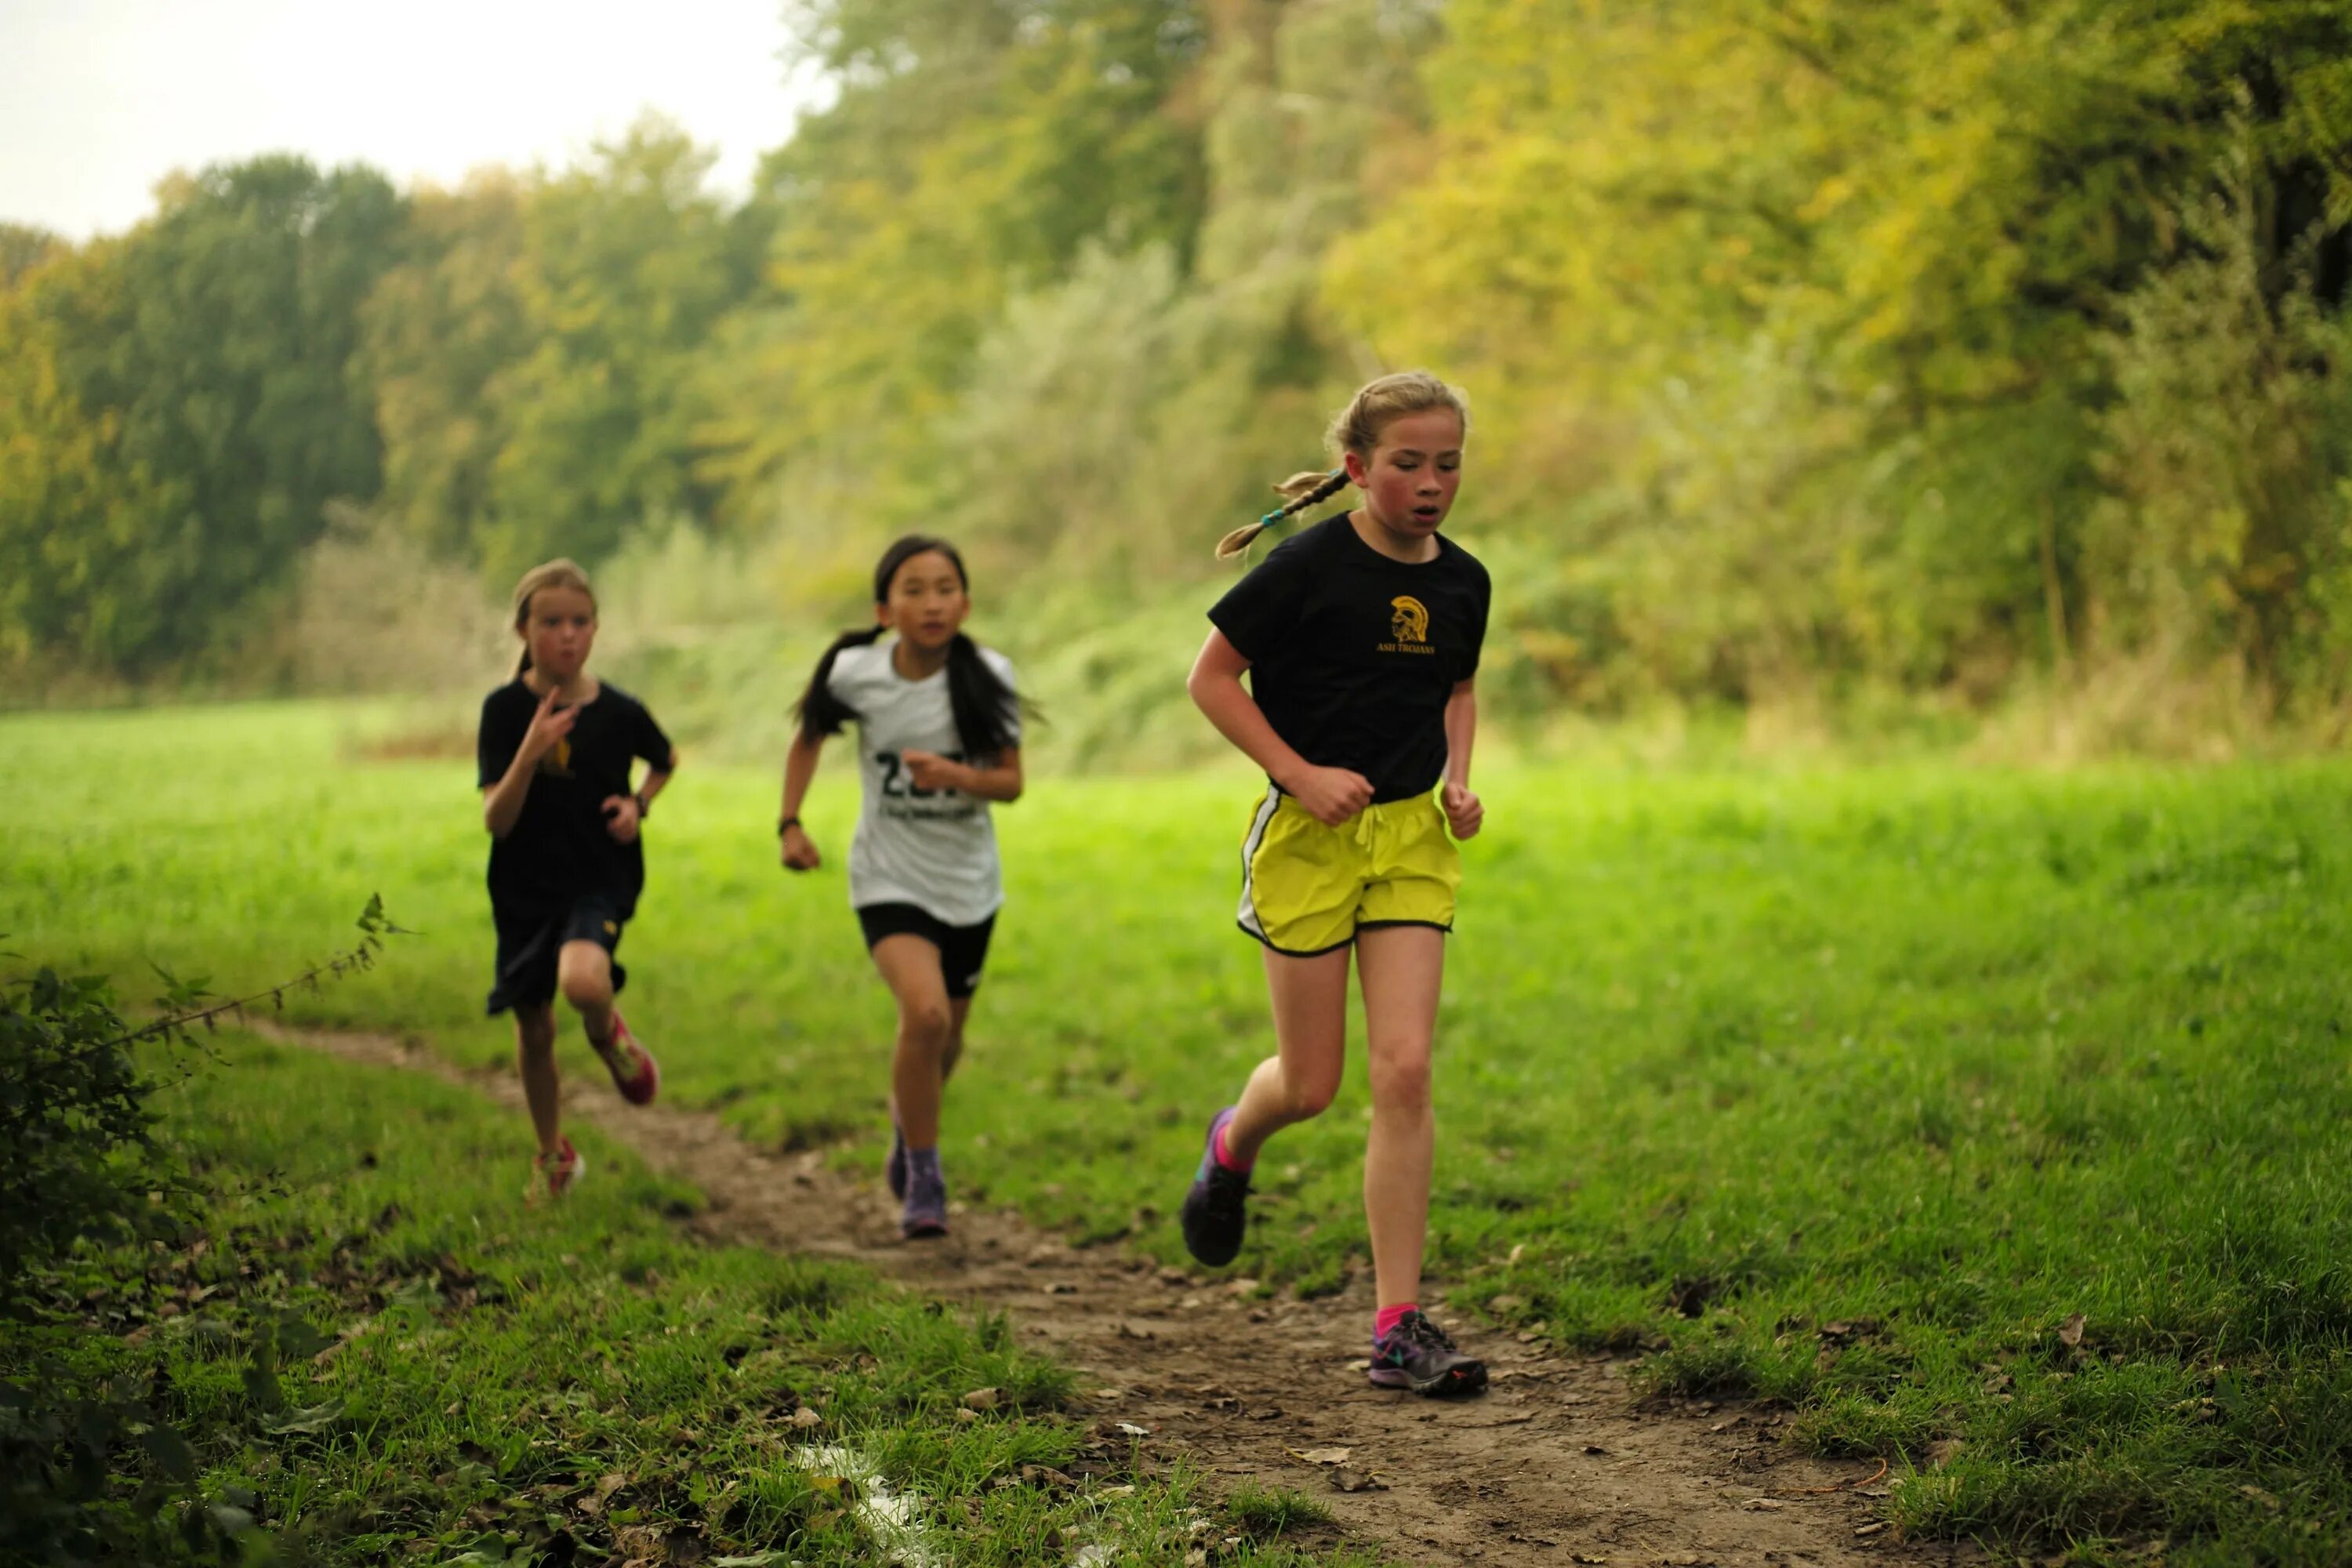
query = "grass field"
xmin=6 ymin=1029 xmax=1354 ymax=1566
xmin=6 ymin=700 xmax=2350 ymax=1563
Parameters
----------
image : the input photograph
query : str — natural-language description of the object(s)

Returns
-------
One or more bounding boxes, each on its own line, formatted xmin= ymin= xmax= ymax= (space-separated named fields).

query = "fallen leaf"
xmin=961 ymin=1388 xmax=1000 ymax=1411
xmin=1855 ymin=1522 xmax=1887 ymax=1537
xmin=789 ymin=1406 xmax=822 ymax=1429
xmin=1926 ymin=1438 xmax=1963 ymax=1470
xmin=1297 ymin=1446 xmax=1352 ymax=1465
xmin=1329 ymin=1467 xmax=1386 ymax=1493
xmin=1742 ymin=1497 xmax=1784 ymax=1511
xmin=2058 ymin=1312 xmax=2086 ymax=1348
xmin=1115 ymin=1421 xmax=1150 ymax=1437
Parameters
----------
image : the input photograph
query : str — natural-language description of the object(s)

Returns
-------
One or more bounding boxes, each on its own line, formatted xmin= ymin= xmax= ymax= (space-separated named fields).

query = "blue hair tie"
xmin=1217 ymin=468 xmax=1345 ymax=561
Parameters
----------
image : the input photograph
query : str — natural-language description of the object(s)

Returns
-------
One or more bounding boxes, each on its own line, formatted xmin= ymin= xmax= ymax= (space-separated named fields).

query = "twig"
xmin=1772 ymin=1456 xmax=1889 ymax=1497
xmin=98 ymin=898 xmax=408 ymax=1047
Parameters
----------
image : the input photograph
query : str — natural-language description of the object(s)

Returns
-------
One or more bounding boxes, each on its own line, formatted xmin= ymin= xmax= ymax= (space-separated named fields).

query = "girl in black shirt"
xmin=1177 ymin=372 xmax=1494 ymax=1396
xmin=477 ymin=559 xmax=676 ymax=1200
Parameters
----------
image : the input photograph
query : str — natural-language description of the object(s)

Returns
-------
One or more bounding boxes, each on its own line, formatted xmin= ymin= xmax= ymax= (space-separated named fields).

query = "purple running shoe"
xmin=1368 ymin=1310 xmax=1487 ymax=1396
xmin=1178 ymin=1107 xmax=1251 ymax=1267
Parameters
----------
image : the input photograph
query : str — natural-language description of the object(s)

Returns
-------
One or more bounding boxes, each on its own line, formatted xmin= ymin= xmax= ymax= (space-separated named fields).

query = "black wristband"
xmin=778 ymin=815 xmax=800 ymax=835
xmin=633 ymin=791 xmax=650 ymax=820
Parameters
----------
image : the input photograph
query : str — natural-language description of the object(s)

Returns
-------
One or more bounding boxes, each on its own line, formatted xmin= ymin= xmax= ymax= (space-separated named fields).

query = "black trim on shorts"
xmin=1233 ymin=916 xmax=1452 ymax=959
xmin=857 ymin=902 xmax=997 ymax=999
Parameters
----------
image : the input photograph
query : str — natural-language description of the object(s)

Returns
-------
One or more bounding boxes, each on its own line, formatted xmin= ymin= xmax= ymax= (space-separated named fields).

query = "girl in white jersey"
xmin=779 ymin=535 xmax=1025 ymax=1238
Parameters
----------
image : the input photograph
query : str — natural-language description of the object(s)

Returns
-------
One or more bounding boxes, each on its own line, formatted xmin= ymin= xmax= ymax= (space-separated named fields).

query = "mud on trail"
xmin=273 ymin=1026 xmax=1980 ymax=1568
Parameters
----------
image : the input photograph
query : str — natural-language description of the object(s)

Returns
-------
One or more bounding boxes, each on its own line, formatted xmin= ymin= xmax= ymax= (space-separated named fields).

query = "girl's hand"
xmin=900 ymin=750 xmax=967 ymax=793
xmin=1284 ymin=764 xmax=1374 ymax=826
xmin=601 ymin=794 xmax=641 ymax=844
xmin=521 ymin=684 xmax=579 ymax=761
xmin=780 ymin=822 xmax=821 ymax=872
xmin=1441 ymin=780 xmax=1483 ymax=840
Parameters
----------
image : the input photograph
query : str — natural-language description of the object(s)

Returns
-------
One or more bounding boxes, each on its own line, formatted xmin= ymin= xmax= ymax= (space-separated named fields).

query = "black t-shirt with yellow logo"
xmin=1209 ymin=514 xmax=1491 ymax=804
xmin=477 ymin=679 xmax=674 ymax=920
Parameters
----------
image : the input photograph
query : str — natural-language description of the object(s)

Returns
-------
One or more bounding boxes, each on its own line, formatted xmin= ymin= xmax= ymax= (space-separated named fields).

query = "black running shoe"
xmin=1368 ymin=1310 xmax=1487 ymax=1396
xmin=1178 ymin=1107 xmax=1251 ymax=1267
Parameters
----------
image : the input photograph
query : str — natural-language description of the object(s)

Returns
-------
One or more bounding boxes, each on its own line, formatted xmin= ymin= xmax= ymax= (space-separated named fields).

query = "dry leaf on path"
xmin=1329 ymin=1467 xmax=1386 ymax=1493
xmin=2058 ymin=1312 xmax=2086 ymax=1347
xmin=1294 ymin=1446 xmax=1352 ymax=1465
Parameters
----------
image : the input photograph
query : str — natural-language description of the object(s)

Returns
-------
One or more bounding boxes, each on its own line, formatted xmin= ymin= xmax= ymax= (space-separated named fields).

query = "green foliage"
xmin=0 ymin=158 xmax=402 ymax=675
xmin=14 ymin=0 xmax=2352 ymax=736
xmin=0 ymin=899 xmax=398 ymax=1566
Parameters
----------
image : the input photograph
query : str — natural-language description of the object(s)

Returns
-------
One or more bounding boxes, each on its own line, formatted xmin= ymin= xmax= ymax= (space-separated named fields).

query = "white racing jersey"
xmin=826 ymin=637 xmax=1019 ymax=927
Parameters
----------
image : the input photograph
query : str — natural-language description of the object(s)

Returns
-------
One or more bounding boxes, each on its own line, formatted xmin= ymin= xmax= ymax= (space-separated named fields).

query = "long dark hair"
xmin=793 ymin=535 xmax=1025 ymax=759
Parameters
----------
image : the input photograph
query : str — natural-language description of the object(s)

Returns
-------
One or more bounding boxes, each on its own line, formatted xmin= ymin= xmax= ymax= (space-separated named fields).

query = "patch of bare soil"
xmin=267 ymin=1025 xmax=1982 ymax=1568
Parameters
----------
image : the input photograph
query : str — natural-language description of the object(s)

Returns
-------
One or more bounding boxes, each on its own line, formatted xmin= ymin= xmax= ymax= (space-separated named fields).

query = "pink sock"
xmin=1374 ymin=1303 xmax=1418 ymax=1342
xmin=1213 ymin=1120 xmax=1253 ymax=1174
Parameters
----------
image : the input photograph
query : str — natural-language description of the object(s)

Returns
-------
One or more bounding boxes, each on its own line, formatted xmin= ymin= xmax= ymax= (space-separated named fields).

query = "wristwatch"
xmin=633 ymin=790 xmax=650 ymax=819
xmin=777 ymin=815 xmax=800 ymax=835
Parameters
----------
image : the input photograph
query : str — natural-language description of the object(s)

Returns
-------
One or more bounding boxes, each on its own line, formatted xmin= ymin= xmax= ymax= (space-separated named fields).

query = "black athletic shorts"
xmin=855 ymin=902 xmax=996 ymax=1000
xmin=488 ymin=894 xmax=626 ymax=1015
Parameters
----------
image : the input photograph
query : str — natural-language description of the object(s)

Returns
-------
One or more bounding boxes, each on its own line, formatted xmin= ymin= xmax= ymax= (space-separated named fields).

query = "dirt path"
xmin=270 ymin=1025 xmax=1977 ymax=1568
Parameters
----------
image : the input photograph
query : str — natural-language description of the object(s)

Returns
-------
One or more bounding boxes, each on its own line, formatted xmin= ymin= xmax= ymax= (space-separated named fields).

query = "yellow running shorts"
xmin=1235 ymin=786 xmax=1461 ymax=956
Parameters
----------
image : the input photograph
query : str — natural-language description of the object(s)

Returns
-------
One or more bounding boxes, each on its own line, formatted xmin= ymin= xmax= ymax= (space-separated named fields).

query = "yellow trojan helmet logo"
xmin=1390 ymin=595 xmax=1430 ymax=644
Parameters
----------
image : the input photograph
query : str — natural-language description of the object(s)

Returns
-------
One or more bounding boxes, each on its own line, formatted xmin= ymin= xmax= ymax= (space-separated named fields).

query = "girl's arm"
xmin=779 ymin=729 xmax=826 ymax=870
xmin=902 ymin=746 xmax=1022 ymax=803
xmin=482 ymin=686 xmax=577 ymax=838
xmin=602 ymin=753 xmax=677 ymax=844
xmin=1439 ymin=677 xmax=1483 ymax=839
xmin=1186 ymin=629 xmax=1371 ymax=826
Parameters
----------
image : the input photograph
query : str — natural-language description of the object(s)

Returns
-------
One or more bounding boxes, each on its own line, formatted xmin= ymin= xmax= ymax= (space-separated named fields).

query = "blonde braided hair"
xmin=1215 ymin=371 xmax=1470 ymax=560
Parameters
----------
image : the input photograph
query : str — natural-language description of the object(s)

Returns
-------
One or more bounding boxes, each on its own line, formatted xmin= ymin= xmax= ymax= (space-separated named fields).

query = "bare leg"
xmin=890 ymin=996 xmax=972 ymax=1131
xmin=869 ymin=936 xmax=954 ymax=1148
xmin=557 ymin=941 xmax=617 ymax=1050
xmin=1356 ymin=925 xmax=1445 ymax=1310
xmin=1223 ymin=945 xmax=1352 ymax=1165
xmin=514 ymin=1001 xmax=561 ymax=1157
xmin=944 ymin=996 xmax=971 ymax=1086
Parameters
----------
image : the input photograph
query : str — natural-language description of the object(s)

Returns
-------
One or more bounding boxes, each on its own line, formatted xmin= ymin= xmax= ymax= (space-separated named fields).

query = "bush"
xmin=0 ymin=899 xmax=397 ymax=1565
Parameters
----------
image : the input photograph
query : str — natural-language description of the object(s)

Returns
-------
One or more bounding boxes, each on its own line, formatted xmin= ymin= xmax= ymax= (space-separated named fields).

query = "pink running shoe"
xmin=596 ymin=1012 xmax=660 ymax=1106
xmin=532 ymin=1135 xmax=586 ymax=1200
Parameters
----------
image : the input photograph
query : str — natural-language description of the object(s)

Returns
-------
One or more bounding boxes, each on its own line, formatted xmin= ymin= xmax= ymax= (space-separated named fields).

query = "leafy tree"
xmin=0 ymin=158 xmax=403 ymax=673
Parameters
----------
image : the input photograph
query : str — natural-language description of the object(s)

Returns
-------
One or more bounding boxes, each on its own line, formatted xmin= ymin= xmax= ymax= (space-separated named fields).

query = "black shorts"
xmin=488 ymin=895 xmax=627 ymax=1015
xmin=855 ymin=902 xmax=996 ymax=1000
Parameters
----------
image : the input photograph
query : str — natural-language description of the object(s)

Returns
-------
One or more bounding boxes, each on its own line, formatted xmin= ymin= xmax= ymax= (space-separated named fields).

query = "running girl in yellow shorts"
xmin=1178 ymin=370 xmax=1493 ymax=1396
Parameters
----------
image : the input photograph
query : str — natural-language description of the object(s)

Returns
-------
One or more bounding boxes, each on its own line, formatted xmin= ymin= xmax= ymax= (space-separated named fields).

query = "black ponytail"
xmin=794 ymin=534 xmax=1031 ymax=755
xmin=793 ymin=626 xmax=886 ymax=742
xmin=944 ymin=631 xmax=1021 ymax=760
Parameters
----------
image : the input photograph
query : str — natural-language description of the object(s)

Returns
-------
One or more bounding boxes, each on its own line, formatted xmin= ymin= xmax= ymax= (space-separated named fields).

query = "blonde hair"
xmin=510 ymin=557 xmax=596 ymax=677
xmin=1216 ymin=371 xmax=1471 ymax=559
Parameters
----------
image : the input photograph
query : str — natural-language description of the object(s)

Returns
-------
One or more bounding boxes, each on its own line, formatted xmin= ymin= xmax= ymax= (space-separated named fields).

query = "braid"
xmin=1215 ymin=468 xmax=1348 ymax=561
xmin=1214 ymin=370 xmax=1469 ymax=562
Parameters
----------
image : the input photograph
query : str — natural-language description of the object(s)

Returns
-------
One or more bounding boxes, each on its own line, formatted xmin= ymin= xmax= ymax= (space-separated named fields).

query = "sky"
xmin=0 ymin=0 xmax=829 ymax=239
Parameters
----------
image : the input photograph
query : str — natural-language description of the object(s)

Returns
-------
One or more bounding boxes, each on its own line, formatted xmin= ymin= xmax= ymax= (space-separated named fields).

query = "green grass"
xmin=6 ymin=700 xmax=2352 ymax=1563
xmin=7 ymin=1029 xmax=1374 ymax=1566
